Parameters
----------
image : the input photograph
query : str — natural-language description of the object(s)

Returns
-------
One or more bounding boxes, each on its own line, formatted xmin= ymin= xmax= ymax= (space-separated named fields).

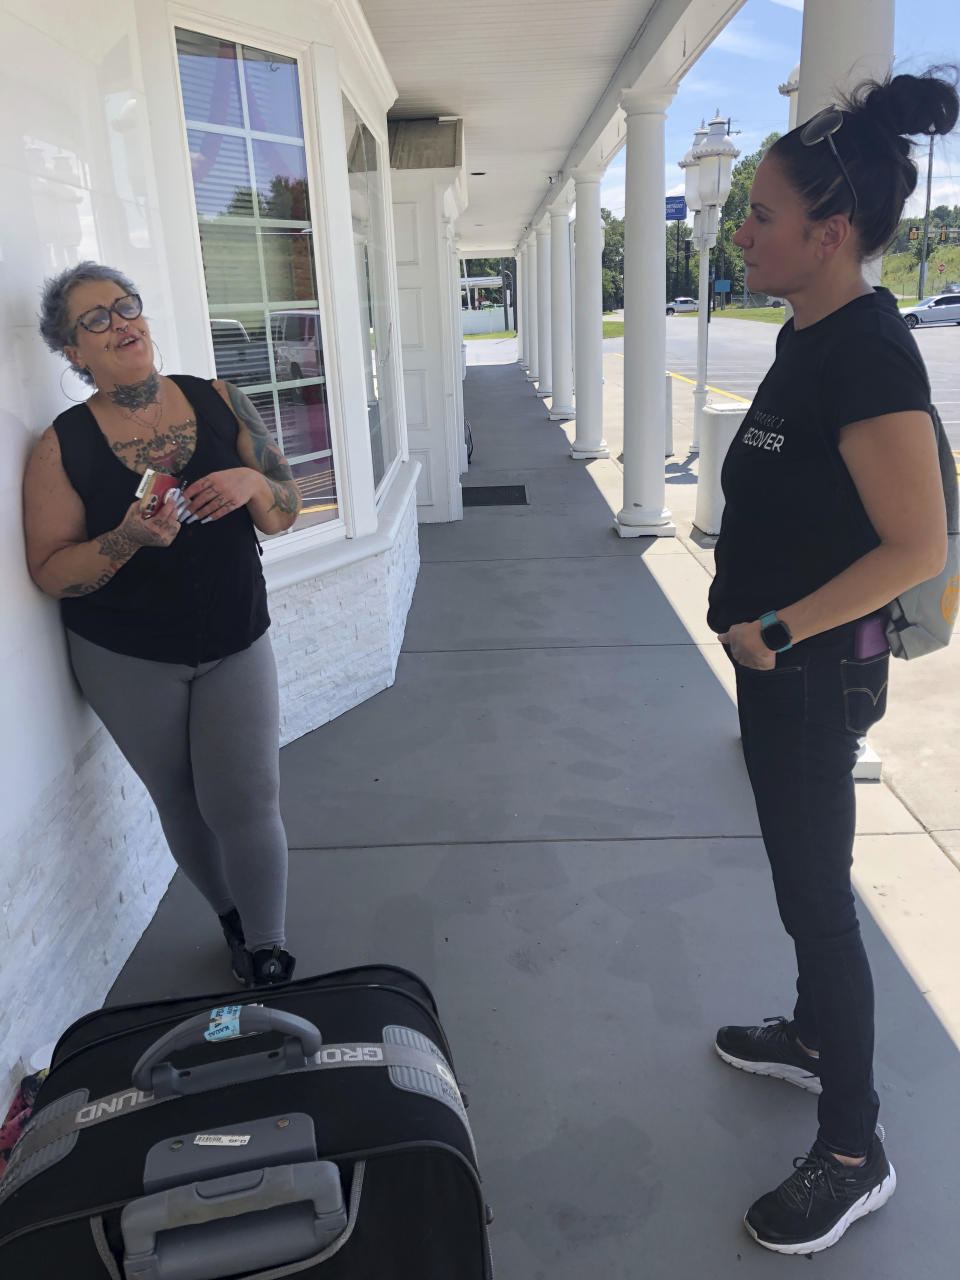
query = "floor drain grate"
xmin=462 ymin=485 xmax=528 ymax=507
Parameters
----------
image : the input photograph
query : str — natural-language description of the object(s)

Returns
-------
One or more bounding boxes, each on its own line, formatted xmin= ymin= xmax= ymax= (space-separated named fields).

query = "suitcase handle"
xmin=132 ymin=1005 xmax=324 ymax=1099
xmin=121 ymin=1162 xmax=348 ymax=1280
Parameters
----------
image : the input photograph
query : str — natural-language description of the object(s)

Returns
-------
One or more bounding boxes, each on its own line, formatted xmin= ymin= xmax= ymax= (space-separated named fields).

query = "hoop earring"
xmin=152 ymin=338 xmax=165 ymax=374
xmin=59 ymin=365 xmax=89 ymax=403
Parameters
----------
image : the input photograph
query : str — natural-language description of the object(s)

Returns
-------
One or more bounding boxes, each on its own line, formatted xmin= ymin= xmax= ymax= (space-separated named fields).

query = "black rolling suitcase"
xmin=0 ymin=966 xmax=492 ymax=1279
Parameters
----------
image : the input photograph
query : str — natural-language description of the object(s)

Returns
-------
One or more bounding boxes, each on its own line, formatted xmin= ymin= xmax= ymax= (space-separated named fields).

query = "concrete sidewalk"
xmin=113 ymin=354 xmax=960 ymax=1278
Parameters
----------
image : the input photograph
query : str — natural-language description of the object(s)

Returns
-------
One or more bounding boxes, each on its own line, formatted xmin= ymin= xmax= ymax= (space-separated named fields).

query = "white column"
xmin=568 ymin=216 xmax=576 ymax=394
xmin=570 ymin=167 xmax=608 ymax=458
xmin=615 ymin=88 xmax=676 ymax=538
xmin=548 ymin=194 xmax=575 ymax=419
xmin=535 ymin=219 xmax=552 ymax=397
xmin=525 ymin=237 xmax=539 ymax=382
xmin=517 ymin=249 xmax=526 ymax=367
xmin=796 ymin=0 xmax=894 ymax=287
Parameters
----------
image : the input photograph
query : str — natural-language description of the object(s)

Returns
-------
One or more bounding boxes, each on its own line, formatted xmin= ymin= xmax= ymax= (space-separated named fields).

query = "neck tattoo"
xmin=108 ymin=371 xmax=161 ymax=413
xmin=107 ymin=371 xmax=163 ymax=436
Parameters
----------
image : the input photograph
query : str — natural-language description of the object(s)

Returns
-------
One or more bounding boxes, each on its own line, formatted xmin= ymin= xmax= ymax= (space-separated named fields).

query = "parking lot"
xmin=604 ymin=314 xmax=960 ymax=452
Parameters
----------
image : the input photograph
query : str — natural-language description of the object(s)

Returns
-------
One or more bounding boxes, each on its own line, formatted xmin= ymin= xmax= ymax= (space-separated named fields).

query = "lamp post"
xmin=681 ymin=114 xmax=738 ymax=452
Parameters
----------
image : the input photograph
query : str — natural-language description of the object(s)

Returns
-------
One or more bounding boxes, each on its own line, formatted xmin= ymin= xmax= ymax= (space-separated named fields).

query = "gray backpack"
xmin=884 ymin=406 xmax=959 ymax=659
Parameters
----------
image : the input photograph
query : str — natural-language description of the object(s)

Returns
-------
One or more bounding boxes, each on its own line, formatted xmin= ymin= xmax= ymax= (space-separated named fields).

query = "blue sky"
xmin=600 ymin=0 xmax=960 ymax=223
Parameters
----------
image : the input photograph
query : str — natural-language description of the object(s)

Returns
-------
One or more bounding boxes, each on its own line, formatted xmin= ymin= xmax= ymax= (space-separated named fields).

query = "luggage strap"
xmin=1 ymin=1032 xmax=471 ymax=1208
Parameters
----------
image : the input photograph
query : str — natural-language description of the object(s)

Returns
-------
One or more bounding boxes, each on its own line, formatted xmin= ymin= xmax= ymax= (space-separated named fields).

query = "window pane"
xmin=198 ymin=223 xmax=263 ymax=306
xmin=343 ymin=95 xmax=398 ymax=491
xmin=209 ymin=313 xmax=271 ymax=387
xmin=262 ymin=228 xmax=317 ymax=303
xmin=292 ymin=456 xmax=338 ymax=528
xmin=271 ymin=308 xmax=324 ymax=383
xmin=252 ymin=141 xmax=310 ymax=220
xmin=241 ymin=45 xmax=303 ymax=138
xmin=187 ymin=130 xmax=253 ymax=218
xmin=176 ymin=30 xmax=243 ymax=128
xmin=177 ymin=29 xmax=336 ymax=534
xmin=278 ymin=386 xmax=331 ymax=456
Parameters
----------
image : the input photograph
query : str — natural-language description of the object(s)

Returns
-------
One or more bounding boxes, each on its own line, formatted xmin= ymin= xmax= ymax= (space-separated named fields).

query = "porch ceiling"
xmin=357 ymin=0 xmax=742 ymax=254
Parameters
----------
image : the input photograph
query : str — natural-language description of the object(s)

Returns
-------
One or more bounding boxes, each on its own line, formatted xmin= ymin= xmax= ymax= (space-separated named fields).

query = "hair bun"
xmin=852 ymin=69 xmax=959 ymax=138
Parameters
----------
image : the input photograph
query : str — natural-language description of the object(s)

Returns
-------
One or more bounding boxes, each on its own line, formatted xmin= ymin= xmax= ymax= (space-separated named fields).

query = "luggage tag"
xmin=203 ymin=1006 xmax=243 ymax=1044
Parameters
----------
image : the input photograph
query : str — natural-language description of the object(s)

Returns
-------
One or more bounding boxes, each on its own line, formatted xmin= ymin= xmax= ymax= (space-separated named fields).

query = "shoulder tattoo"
xmin=224 ymin=381 xmax=301 ymax=516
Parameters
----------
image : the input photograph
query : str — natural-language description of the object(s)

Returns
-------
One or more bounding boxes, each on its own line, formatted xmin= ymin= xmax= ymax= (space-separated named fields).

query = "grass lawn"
xmin=463 ymin=330 xmax=516 ymax=340
xmin=602 ymin=320 xmax=624 ymax=338
xmin=713 ymin=306 xmax=785 ymax=324
xmin=883 ymin=245 xmax=960 ymax=299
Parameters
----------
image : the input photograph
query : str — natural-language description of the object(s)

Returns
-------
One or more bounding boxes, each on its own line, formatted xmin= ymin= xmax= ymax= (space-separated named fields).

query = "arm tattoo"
xmin=61 ymin=530 xmax=138 ymax=597
xmin=61 ymin=570 xmax=117 ymax=597
xmin=98 ymin=528 xmax=139 ymax=561
xmin=225 ymin=382 xmax=302 ymax=516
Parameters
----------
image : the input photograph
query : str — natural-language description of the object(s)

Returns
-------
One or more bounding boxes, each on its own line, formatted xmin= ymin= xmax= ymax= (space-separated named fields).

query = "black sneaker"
xmin=745 ymin=1130 xmax=896 ymax=1254
xmin=219 ymin=909 xmax=248 ymax=984
xmin=233 ymin=945 xmax=296 ymax=988
xmin=715 ymin=1016 xmax=822 ymax=1094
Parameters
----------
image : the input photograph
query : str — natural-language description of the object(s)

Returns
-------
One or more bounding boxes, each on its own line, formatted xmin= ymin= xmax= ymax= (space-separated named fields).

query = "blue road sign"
xmin=714 ymin=279 xmax=731 ymax=293
xmin=665 ymin=195 xmax=687 ymax=220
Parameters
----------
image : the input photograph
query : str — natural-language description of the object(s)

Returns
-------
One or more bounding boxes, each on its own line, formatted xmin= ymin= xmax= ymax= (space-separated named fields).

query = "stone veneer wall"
xmin=0 ymin=483 xmax=420 ymax=1101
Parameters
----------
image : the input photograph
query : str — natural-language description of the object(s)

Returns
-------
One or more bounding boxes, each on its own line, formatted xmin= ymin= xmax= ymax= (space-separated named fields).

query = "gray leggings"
xmin=67 ymin=630 xmax=288 ymax=952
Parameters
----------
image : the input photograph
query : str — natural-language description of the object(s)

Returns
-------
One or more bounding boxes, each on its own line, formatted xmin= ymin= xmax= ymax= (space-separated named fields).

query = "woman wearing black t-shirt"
xmin=708 ymin=72 xmax=958 ymax=1254
xmin=24 ymin=263 xmax=301 ymax=989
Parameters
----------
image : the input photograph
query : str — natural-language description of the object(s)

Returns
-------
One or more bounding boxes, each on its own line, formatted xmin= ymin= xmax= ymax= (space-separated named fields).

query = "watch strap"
xmin=758 ymin=611 xmax=794 ymax=652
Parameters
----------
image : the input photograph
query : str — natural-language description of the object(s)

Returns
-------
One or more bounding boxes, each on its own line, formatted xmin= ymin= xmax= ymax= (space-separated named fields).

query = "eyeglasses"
xmin=72 ymin=293 xmax=143 ymax=335
xmin=799 ymin=106 xmax=858 ymax=223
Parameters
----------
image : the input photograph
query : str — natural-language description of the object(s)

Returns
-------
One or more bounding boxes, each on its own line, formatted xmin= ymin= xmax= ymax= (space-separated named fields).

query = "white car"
xmin=901 ymin=294 xmax=960 ymax=328
xmin=666 ymin=297 xmax=697 ymax=315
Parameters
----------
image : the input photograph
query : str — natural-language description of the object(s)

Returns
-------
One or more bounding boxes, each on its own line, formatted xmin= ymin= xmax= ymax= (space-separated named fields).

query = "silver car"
xmin=901 ymin=294 xmax=960 ymax=328
xmin=666 ymin=297 xmax=697 ymax=315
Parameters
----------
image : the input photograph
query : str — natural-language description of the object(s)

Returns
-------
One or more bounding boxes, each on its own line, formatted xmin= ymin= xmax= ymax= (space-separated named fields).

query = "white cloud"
xmin=714 ymin=20 xmax=796 ymax=65
xmin=903 ymin=180 xmax=960 ymax=220
xmin=768 ymin=0 xmax=803 ymax=10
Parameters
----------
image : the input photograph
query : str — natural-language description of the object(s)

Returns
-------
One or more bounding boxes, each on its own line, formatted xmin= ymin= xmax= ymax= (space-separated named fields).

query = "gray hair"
xmin=39 ymin=261 xmax=139 ymax=386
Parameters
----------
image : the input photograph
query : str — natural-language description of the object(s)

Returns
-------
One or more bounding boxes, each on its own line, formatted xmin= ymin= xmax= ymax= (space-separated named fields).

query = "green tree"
xmin=601 ymin=208 xmax=624 ymax=307
xmin=665 ymin=220 xmax=698 ymax=298
xmin=462 ymin=256 xmax=516 ymax=313
xmin=715 ymin=131 xmax=780 ymax=301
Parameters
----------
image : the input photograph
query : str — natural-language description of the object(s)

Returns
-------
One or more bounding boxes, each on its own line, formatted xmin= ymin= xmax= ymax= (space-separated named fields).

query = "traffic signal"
xmin=909 ymin=226 xmax=918 ymax=239
xmin=940 ymin=226 xmax=948 ymax=243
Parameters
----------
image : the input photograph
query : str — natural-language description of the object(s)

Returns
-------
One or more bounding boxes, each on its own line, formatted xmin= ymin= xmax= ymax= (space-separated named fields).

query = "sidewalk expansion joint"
xmin=288 ymin=834 xmax=767 ymax=852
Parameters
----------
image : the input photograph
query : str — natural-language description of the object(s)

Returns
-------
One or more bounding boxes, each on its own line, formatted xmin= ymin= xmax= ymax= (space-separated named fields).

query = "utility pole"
xmin=917 ymin=126 xmax=936 ymax=301
xmin=674 ymin=224 xmax=681 ymax=298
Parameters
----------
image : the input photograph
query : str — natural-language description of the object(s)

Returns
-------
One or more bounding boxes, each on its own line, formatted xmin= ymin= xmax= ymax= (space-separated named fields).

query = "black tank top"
xmin=54 ymin=374 xmax=269 ymax=664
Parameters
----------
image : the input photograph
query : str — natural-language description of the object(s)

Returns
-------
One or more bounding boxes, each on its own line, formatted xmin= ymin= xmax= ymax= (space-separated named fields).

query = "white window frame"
xmin=166 ymin=7 xmax=352 ymax=551
xmin=340 ymin=89 xmax=407 ymax=505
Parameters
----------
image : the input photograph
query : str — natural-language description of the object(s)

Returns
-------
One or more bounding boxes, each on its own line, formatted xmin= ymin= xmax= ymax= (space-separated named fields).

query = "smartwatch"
xmin=758 ymin=611 xmax=793 ymax=653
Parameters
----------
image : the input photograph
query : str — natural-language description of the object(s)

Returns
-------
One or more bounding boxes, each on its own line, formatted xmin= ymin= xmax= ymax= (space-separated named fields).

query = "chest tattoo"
xmin=110 ymin=419 xmax=197 ymax=474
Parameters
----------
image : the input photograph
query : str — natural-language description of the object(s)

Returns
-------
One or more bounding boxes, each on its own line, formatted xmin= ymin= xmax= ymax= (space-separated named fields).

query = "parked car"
xmin=665 ymin=297 xmax=697 ymax=315
xmin=271 ymin=309 xmax=324 ymax=381
xmin=210 ymin=318 xmax=251 ymax=381
xmin=901 ymin=294 xmax=960 ymax=328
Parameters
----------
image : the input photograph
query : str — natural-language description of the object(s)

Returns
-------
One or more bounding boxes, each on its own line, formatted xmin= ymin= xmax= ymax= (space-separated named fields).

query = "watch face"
xmin=762 ymin=620 xmax=792 ymax=651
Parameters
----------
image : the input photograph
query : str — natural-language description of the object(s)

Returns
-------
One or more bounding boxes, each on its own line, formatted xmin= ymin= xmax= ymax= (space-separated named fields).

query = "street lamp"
xmin=684 ymin=113 xmax=739 ymax=452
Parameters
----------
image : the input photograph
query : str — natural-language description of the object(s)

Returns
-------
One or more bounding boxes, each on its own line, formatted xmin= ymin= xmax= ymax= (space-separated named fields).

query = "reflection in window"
xmin=342 ymin=96 xmax=399 ymax=492
xmin=176 ymin=29 xmax=337 ymax=529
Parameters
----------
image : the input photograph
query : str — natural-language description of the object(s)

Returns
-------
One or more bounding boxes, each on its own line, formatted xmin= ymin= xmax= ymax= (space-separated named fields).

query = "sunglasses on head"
xmin=73 ymin=293 xmax=143 ymax=336
xmin=799 ymin=106 xmax=858 ymax=223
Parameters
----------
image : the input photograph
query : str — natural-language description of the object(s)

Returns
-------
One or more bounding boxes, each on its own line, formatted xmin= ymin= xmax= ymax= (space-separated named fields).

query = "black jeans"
xmin=730 ymin=621 xmax=890 ymax=1158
